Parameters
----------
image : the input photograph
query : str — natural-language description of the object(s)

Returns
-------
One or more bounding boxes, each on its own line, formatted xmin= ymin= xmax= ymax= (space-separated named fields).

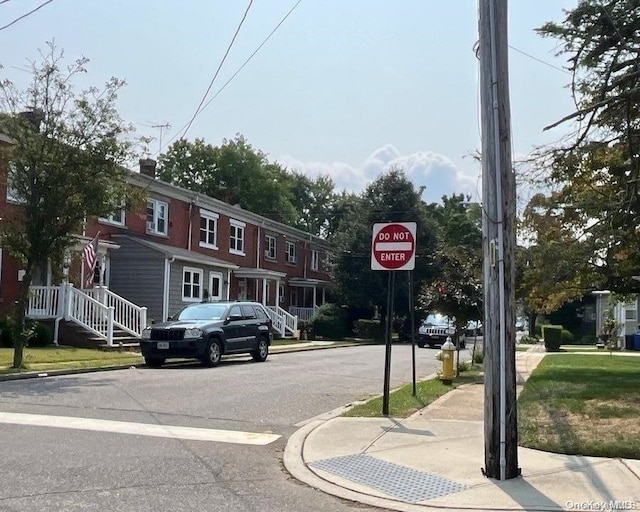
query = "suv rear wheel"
xmin=252 ymin=337 xmax=269 ymax=362
xmin=202 ymin=339 xmax=222 ymax=367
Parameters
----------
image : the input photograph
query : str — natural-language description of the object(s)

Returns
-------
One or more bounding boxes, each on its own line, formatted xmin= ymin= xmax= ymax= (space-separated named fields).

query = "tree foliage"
xmin=158 ymin=136 xmax=290 ymax=226
xmin=525 ymin=0 xmax=640 ymax=303
xmin=288 ymin=171 xmax=338 ymax=238
xmin=0 ymin=44 xmax=136 ymax=368
xmin=419 ymin=194 xmax=483 ymax=329
xmin=331 ymin=169 xmax=437 ymax=319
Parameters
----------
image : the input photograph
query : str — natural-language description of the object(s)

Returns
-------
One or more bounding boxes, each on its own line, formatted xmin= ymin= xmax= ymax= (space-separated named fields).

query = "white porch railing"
xmin=82 ymin=286 xmax=147 ymax=338
xmin=266 ymin=305 xmax=298 ymax=337
xmin=28 ymin=284 xmax=147 ymax=346
xmin=290 ymin=306 xmax=318 ymax=322
xmin=66 ymin=286 xmax=114 ymax=344
xmin=28 ymin=286 xmax=62 ymax=318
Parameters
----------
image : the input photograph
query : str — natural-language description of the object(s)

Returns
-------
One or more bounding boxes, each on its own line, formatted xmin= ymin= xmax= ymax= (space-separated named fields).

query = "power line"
xmin=0 ymin=0 xmax=54 ymax=31
xmin=196 ymin=0 xmax=303 ymax=123
xmin=508 ymin=44 xmax=571 ymax=75
xmin=157 ymin=0 xmax=303 ymax=157
xmin=180 ymin=0 xmax=254 ymax=140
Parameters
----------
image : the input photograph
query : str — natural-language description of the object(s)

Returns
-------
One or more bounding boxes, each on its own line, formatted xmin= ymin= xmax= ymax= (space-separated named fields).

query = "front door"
xmin=209 ymin=271 xmax=223 ymax=301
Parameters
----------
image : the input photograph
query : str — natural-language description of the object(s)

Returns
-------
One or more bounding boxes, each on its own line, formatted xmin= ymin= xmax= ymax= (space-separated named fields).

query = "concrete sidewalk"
xmin=284 ymin=349 xmax=640 ymax=512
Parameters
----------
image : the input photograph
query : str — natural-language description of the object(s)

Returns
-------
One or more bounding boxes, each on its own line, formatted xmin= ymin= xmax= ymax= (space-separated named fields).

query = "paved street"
xmin=0 ymin=344 xmax=464 ymax=512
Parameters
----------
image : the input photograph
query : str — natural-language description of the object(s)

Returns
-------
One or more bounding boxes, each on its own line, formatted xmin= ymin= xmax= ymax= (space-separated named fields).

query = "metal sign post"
xmin=372 ymin=222 xmax=417 ymax=415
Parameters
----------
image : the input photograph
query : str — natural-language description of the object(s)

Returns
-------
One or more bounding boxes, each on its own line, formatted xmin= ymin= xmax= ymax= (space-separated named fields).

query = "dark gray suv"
xmin=140 ymin=301 xmax=273 ymax=368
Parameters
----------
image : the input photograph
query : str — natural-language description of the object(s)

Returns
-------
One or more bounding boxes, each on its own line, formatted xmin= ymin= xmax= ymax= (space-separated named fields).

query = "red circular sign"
xmin=373 ymin=223 xmax=416 ymax=270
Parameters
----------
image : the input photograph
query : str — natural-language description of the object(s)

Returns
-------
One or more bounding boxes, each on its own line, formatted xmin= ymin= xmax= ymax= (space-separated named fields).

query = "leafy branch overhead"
xmin=523 ymin=0 xmax=640 ymax=304
xmin=0 ymin=43 xmax=138 ymax=368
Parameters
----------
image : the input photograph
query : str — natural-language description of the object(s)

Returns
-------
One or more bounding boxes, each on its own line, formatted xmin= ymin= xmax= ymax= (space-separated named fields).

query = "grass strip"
xmin=0 ymin=346 xmax=143 ymax=374
xmin=344 ymin=367 xmax=483 ymax=418
xmin=518 ymin=354 xmax=640 ymax=459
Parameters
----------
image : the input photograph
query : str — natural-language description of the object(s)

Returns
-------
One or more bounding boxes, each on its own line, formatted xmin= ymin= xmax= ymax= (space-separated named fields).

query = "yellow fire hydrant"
xmin=438 ymin=336 xmax=456 ymax=383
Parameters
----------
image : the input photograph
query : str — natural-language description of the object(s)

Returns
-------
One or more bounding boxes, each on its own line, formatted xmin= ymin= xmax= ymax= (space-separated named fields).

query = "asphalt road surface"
xmin=0 ymin=344 xmax=469 ymax=512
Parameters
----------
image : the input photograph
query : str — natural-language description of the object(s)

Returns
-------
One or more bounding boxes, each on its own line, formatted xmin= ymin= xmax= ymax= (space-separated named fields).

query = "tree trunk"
xmin=12 ymin=268 xmax=32 ymax=369
xmin=528 ymin=312 xmax=537 ymax=337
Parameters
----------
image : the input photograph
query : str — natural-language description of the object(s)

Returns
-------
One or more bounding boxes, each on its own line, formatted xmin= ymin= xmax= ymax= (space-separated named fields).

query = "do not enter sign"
xmin=371 ymin=222 xmax=416 ymax=271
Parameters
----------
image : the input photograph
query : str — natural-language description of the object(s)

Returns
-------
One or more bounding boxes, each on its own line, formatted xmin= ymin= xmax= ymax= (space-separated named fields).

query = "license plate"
xmin=157 ymin=341 xmax=169 ymax=349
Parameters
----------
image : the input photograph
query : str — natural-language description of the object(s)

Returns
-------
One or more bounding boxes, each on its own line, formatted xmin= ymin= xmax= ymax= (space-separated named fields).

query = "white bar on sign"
xmin=375 ymin=242 xmax=412 ymax=251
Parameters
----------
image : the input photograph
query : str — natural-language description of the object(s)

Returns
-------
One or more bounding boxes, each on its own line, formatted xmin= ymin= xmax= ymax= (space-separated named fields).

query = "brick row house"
xmin=0 ymin=153 xmax=333 ymax=345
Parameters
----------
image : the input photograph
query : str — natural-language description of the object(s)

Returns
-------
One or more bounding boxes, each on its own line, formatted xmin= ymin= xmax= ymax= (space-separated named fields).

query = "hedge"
xmin=542 ymin=324 xmax=563 ymax=352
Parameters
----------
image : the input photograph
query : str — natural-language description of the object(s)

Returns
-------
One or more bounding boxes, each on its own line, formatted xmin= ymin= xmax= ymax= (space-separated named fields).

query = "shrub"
xmin=519 ymin=335 xmax=539 ymax=345
xmin=26 ymin=322 xmax=53 ymax=347
xmin=311 ymin=304 xmax=351 ymax=339
xmin=560 ymin=328 xmax=574 ymax=345
xmin=458 ymin=360 xmax=471 ymax=373
xmin=353 ymin=319 xmax=383 ymax=340
xmin=473 ymin=350 xmax=484 ymax=364
xmin=542 ymin=325 xmax=562 ymax=352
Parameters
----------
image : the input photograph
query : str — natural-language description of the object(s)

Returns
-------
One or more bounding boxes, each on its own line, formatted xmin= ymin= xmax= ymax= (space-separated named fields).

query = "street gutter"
xmin=0 ymin=340 xmax=378 ymax=382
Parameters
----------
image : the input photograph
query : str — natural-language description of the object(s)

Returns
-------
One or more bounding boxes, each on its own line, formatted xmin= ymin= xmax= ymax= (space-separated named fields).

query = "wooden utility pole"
xmin=479 ymin=0 xmax=519 ymax=480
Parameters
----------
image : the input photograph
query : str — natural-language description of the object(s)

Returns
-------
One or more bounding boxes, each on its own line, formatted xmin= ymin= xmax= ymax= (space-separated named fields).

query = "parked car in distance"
xmin=516 ymin=317 xmax=529 ymax=332
xmin=140 ymin=301 xmax=273 ymax=368
xmin=417 ymin=313 xmax=466 ymax=348
xmin=465 ymin=320 xmax=483 ymax=337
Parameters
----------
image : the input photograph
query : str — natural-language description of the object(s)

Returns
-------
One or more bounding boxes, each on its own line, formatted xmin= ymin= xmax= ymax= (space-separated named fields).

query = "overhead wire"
xmin=0 ymin=0 xmax=54 ymax=31
xmin=157 ymin=0 xmax=303 ymax=157
xmin=180 ymin=0 xmax=254 ymax=140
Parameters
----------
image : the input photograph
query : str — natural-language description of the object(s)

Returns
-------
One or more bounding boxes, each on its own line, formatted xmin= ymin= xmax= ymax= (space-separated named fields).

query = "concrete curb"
xmin=284 ymin=419 xmax=427 ymax=512
xmin=0 ymin=341 xmax=373 ymax=382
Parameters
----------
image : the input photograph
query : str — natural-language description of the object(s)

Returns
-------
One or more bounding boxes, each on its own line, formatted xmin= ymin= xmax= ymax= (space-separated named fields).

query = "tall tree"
xmin=528 ymin=1 xmax=640 ymax=298
xmin=419 ymin=195 xmax=483 ymax=334
xmin=289 ymin=172 xmax=337 ymax=238
xmin=0 ymin=44 xmax=137 ymax=368
xmin=158 ymin=135 xmax=299 ymax=225
xmin=332 ymin=169 xmax=437 ymax=320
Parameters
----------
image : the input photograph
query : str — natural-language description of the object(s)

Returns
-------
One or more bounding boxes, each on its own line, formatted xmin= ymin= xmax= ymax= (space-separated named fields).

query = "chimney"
xmin=139 ymin=158 xmax=157 ymax=178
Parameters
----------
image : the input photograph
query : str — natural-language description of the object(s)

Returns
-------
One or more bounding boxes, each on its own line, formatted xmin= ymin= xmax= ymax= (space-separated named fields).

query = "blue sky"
xmin=1 ymin=0 xmax=577 ymax=203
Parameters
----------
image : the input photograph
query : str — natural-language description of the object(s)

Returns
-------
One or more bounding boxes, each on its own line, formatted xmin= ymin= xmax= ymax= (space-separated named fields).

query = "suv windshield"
xmin=423 ymin=314 xmax=453 ymax=326
xmin=176 ymin=303 xmax=227 ymax=321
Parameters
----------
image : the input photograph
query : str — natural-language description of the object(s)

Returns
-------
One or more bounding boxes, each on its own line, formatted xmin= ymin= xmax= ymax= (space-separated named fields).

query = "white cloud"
xmin=278 ymin=145 xmax=480 ymax=204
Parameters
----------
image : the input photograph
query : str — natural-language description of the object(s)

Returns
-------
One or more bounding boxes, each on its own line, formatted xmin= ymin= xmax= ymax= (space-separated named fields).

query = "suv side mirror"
xmin=227 ymin=313 xmax=243 ymax=323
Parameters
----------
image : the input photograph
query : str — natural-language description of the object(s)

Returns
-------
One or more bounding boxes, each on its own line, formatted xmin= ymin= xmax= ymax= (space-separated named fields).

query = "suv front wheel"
xmin=252 ymin=337 xmax=269 ymax=362
xmin=202 ymin=339 xmax=222 ymax=367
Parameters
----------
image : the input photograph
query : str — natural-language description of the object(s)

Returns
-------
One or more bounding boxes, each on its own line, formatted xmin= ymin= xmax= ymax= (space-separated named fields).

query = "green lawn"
xmin=0 ymin=346 xmax=143 ymax=374
xmin=518 ymin=354 xmax=640 ymax=459
xmin=344 ymin=366 xmax=484 ymax=418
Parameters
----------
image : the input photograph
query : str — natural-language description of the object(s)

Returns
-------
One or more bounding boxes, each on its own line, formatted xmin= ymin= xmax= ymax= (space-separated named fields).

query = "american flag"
xmin=83 ymin=232 xmax=100 ymax=288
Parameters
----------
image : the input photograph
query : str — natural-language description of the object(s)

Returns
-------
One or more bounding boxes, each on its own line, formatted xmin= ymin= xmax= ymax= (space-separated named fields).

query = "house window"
xmin=182 ymin=267 xmax=202 ymax=301
xmin=147 ymin=198 xmax=168 ymax=236
xmin=6 ymin=163 xmax=24 ymax=203
xmin=265 ymin=235 xmax=276 ymax=260
xmin=286 ymin=241 xmax=297 ymax=264
xmin=311 ymin=250 xmax=319 ymax=271
xmin=99 ymin=202 xmax=125 ymax=226
xmin=200 ymin=210 xmax=219 ymax=249
xmin=230 ymin=219 xmax=245 ymax=255
xmin=208 ymin=271 xmax=223 ymax=301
